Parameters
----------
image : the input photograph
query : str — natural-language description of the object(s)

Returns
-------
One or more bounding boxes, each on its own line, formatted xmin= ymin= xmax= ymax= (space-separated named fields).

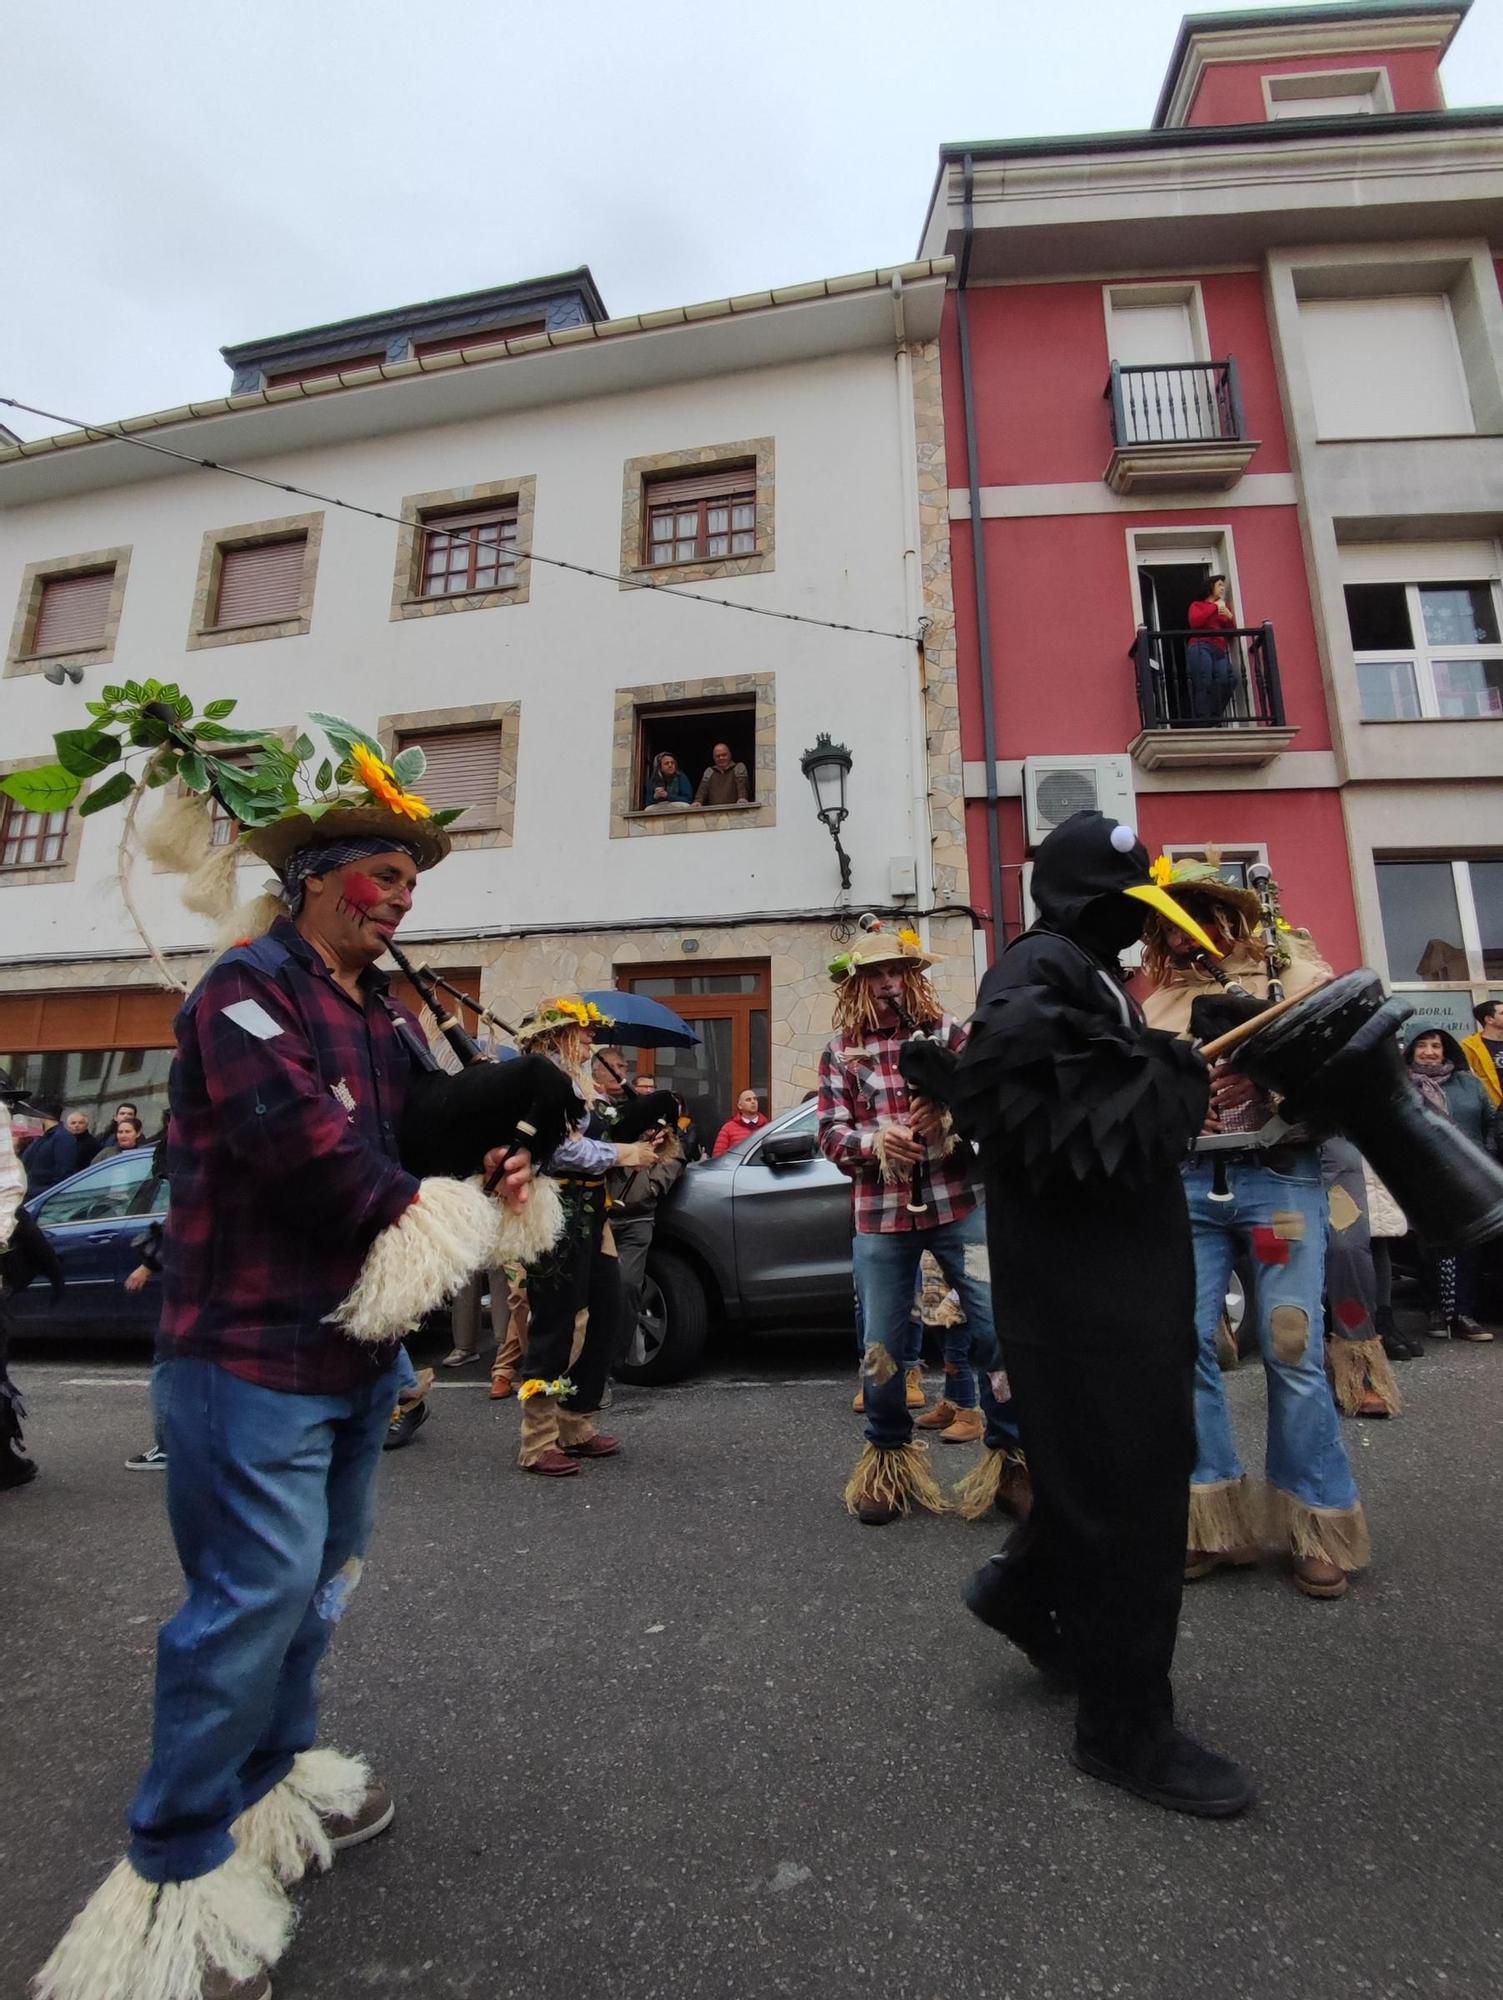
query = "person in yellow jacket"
xmin=1460 ymin=1001 xmax=1503 ymax=1109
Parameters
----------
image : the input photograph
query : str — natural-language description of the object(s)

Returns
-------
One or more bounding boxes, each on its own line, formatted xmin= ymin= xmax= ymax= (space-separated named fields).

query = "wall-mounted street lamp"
xmin=42 ymin=661 xmax=84 ymax=686
xmin=800 ymin=732 xmax=853 ymax=891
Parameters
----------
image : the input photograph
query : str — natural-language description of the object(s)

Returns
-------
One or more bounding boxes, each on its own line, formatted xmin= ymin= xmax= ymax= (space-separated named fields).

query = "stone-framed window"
xmin=390 ymin=478 xmax=536 ymax=622
xmin=619 ymin=439 xmax=775 ymax=587
xmin=610 ymin=674 xmax=774 ymax=840
xmin=186 ymin=512 xmax=323 ymax=652
xmin=0 ymin=755 xmax=87 ymax=886
xmin=6 ymin=547 xmax=131 ymax=679
xmin=378 ymin=702 xmax=520 ymax=851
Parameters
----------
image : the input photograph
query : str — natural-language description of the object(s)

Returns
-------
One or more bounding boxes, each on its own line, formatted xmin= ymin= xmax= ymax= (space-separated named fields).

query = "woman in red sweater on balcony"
xmin=1185 ymin=574 xmax=1239 ymax=722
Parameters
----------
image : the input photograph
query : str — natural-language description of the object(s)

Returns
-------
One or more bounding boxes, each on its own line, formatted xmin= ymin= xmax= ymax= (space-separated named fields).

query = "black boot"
xmin=963 ymin=1547 xmax=1073 ymax=1684
xmin=0 ymin=1409 xmax=36 ymax=1489
xmin=1071 ymin=1728 xmax=1254 ymax=1818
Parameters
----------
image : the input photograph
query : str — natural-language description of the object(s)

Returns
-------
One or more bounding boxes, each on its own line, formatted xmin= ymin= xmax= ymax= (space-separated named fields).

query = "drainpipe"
xmin=956 ymin=151 xmax=1006 ymax=961
xmin=890 ymin=271 xmax=937 ymax=950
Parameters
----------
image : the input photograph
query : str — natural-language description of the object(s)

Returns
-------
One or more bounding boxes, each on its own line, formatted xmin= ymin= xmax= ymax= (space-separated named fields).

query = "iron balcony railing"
xmin=1105 ymin=359 xmax=1247 ymax=448
xmin=1130 ymin=623 xmax=1286 ymax=731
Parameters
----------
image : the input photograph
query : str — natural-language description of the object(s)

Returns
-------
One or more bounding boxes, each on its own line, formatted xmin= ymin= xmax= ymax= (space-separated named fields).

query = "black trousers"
xmin=523 ymin=1188 xmax=620 ymax=1416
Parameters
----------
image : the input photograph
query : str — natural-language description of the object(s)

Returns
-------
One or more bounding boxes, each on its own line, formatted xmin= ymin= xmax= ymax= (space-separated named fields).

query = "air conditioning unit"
xmin=1022 ymin=754 xmax=1135 ymax=851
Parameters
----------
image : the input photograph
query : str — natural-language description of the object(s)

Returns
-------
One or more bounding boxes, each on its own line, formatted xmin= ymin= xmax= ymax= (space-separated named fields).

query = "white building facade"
xmin=0 ymin=261 xmax=969 ymax=1137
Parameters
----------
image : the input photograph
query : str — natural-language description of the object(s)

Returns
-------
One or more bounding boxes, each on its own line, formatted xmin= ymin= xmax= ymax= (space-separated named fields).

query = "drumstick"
xmin=1198 ymin=980 xmax=1333 ymax=1063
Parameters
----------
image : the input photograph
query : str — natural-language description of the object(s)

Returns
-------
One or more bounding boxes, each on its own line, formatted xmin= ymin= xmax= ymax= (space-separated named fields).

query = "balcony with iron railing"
xmin=1127 ymin=622 xmax=1298 ymax=769
xmin=1102 ymin=360 xmax=1260 ymax=494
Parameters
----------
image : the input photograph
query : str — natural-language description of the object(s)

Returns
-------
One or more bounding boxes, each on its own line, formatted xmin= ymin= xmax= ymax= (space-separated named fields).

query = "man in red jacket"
xmin=1185 ymin=574 xmax=1238 ymax=721
xmin=712 ymin=1089 xmax=768 ymax=1156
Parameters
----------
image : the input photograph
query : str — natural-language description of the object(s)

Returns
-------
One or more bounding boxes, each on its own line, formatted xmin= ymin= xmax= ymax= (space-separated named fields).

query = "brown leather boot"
xmin=524 ymin=1447 xmax=580 ymax=1477
xmin=851 ymin=1382 xmax=864 ymax=1413
xmin=905 ymin=1368 xmax=926 ymax=1409
xmin=1293 ymin=1554 xmax=1348 ymax=1599
xmin=997 ymin=1452 xmax=1034 ymax=1521
xmin=1185 ymin=1546 xmax=1259 ymax=1582
xmin=490 ymin=1374 xmax=515 ymax=1400
xmin=916 ymin=1399 xmax=958 ymax=1430
xmin=940 ymin=1407 xmax=985 ymax=1444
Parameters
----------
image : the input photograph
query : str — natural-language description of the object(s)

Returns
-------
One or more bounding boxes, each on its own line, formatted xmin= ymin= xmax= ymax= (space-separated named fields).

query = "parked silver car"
xmin=616 ymin=1099 xmax=854 ymax=1383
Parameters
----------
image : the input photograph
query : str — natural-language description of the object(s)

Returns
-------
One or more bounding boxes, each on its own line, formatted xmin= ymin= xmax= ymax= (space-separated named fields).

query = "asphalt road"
xmin=2 ymin=1320 xmax=1501 ymax=2000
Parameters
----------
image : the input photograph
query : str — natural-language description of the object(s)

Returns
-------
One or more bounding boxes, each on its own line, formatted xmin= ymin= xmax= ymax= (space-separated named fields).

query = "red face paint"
xmin=335 ymin=869 xmax=389 ymax=930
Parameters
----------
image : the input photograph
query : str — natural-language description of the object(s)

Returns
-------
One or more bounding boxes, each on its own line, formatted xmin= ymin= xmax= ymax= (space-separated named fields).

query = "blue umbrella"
xmin=580 ymin=990 xmax=701 ymax=1049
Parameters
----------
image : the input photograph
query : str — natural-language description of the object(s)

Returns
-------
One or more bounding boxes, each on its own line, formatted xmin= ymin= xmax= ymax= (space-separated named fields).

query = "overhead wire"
xmin=0 ymin=393 xmax=921 ymax=645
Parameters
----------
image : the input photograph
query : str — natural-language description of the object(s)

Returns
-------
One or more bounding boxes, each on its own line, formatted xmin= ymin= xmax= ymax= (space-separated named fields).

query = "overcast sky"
xmin=5 ymin=0 xmax=1501 ymax=440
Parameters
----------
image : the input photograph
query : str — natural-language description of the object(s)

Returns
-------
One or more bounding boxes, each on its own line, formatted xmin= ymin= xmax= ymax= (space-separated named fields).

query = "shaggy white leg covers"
xmin=232 ymin=1745 xmax=372 ymax=1886
xmin=33 ymin=1849 xmax=291 ymax=2000
xmin=328 ymin=1176 xmax=500 ymax=1344
xmin=493 ymin=1171 xmax=565 ymax=1267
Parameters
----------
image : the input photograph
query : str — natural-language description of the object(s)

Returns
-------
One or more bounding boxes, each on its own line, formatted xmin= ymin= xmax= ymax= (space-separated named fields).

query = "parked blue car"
xmin=9 ymin=1150 xmax=166 ymax=1339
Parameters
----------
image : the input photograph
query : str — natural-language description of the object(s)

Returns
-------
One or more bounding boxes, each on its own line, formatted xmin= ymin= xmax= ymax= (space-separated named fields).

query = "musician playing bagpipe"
xmin=901 ymin=811 xmax=1255 ymax=1818
xmin=33 ymin=711 xmax=571 ymax=2000
xmin=1137 ymin=854 xmax=1373 ymax=1601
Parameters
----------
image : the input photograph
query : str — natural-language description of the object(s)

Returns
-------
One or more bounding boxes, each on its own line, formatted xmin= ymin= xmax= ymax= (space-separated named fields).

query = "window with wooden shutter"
xmin=32 ymin=569 xmax=114 ymax=653
xmin=396 ymin=727 xmax=504 ymax=827
xmin=0 ymin=797 xmax=70 ymax=869
xmin=418 ymin=505 xmax=518 ymax=597
xmin=212 ymin=537 xmax=307 ymax=629
xmin=644 ymin=465 xmax=757 ymax=566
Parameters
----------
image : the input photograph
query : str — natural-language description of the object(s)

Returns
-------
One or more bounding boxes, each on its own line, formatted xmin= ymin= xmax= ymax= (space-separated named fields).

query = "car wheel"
xmin=614 ymin=1250 xmax=709 ymax=1386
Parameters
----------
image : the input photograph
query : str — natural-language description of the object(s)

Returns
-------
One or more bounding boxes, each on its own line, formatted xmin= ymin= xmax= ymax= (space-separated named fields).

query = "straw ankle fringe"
xmin=233 ymin=1746 xmax=371 ymax=1886
xmin=843 ymin=1441 xmax=948 ymax=1518
xmin=1329 ymin=1335 xmax=1402 ymax=1417
xmin=33 ymin=1851 xmax=291 ymax=2000
xmin=1267 ymin=1488 xmax=1372 ymax=1572
xmin=951 ymin=1445 xmax=1010 ymax=1521
xmin=1188 ymin=1476 xmax=1260 ymax=1554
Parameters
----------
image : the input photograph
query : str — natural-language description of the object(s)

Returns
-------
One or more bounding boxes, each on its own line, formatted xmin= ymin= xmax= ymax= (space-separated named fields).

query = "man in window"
xmin=643 ymin=750 xmax=693 ymax=809
xmin=1461 ymin=1001 xmax=1503 ymax=1109
xmin=694 ymin=742 xmax=750 ymax=808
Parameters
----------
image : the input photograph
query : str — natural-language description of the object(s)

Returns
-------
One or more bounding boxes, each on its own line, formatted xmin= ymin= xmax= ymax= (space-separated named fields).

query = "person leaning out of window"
xmin=694 ymin=742 xmax=750 ymax=808
xmin=1185 ymin=574 xmax=1239 ymax=722
xmin=643 ymin=751 xmax=693 ymax=809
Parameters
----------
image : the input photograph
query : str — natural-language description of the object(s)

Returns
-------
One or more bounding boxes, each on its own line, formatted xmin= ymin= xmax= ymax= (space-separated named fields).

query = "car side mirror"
xmin=761 ymin=1131 xmax=817 ymax=1167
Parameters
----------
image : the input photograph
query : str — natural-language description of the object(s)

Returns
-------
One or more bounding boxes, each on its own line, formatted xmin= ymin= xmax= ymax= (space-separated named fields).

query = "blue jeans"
xmin=1183 ymin=1155 xmax=1358 ymax=1511
xmin=853 ymin=1289 xmax=922 ymax=1369
xmin=128 ymin=1356 xmax=398 ymax=1882
xmin=1186 ymin=639 xmax=1237 ymax=721
xmin=853 ymin=1207 xmax=1018 ymax=1450
xmin=855 ymin=1271 xmax=975 ymax=1400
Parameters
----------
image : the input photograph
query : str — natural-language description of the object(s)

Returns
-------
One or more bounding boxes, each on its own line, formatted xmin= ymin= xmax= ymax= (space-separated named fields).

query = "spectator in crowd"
xmin=713 ymin=1089 xmax=768 ymax=1156
xmin=643 ymin=751 xmax=693 ymax=809
xmin=1185 ymin=574 xmax=1239 ymax=721
xmin=608 ymin=1096 xmax=686 ymax=1373
xmin=16 ymin=1099 xmax=91 ymax=1194
xmin=694 ymin=742 xmax=751 ymax=808
xmin=1405 ymin=1028 xmax=1501 ymax=1342
xmin=64 ymin=1110 xmax=102 ymax=1165
xmin=1460 ymin=1000 xmax=1503 ymax=1108
xmin=113 ymin=1101 xmax=140 ymax=1128
xmin=99 ymin=1115 xmax=147 ymax=1158
xmin=631 ymin=1074 xmax=657 ymax=1095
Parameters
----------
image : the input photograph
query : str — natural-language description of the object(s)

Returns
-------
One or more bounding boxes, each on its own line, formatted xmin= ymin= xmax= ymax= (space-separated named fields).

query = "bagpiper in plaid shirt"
xmin=159 ymin=917 xmax=421 ymax=1395
xmin=817 ymin=1014 xmax=981 ymax=1235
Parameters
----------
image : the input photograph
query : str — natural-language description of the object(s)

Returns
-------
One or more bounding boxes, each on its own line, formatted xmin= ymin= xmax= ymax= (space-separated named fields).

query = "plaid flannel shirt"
xmin=159 ymin=917 xmax=420 ymax=1395
xmin=817 ymin=1014 xmax=980 ymax=1235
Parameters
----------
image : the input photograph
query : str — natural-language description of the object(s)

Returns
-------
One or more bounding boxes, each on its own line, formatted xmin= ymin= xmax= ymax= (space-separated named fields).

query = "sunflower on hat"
xmin=516 ymin=997 xmax=613 ymax=1044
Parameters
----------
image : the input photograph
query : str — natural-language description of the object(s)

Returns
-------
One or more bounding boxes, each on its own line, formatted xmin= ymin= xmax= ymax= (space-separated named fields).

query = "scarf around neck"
xmin=1412 ymin=1059 xmax=1455 ymax=1118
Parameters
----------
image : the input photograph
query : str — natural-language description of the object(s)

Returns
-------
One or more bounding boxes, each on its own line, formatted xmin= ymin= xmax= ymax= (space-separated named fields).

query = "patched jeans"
xmin=853 ymin=1272 xmax=976 ymax=1405
xmin=128 ymin=1355 xmax=398 ymax=1883
xmin=853 ymin=1207 xmax=1018 ymax=1452
xmin=1183 ymin=1154 xmax=1358 ymax=1512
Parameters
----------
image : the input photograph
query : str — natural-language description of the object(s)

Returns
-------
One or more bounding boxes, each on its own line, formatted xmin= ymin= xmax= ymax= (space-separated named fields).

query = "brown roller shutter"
xmin=213 ymin=538 xmax=306 ymax=628
xmin=413 ymin=324 xmax=545 ymax=357
xmin=397 ymin=727 xmax=503 ymax=826
xmin=266 ymin=353 xmax=387 ymax=387
xmin=33 ymin=569 xmax=114 ymax=652
xmin=0 ymin=987 xmax=180 ymax=1055
xmin=645 ymin=466 xmax=755 ymax=506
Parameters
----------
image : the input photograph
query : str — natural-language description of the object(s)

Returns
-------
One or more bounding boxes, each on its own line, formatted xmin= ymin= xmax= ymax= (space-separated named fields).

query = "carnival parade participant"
xmin=508 ymin=999 xmax=665 ymax=1476
xmin=0 ymin=1065 xmax=49 ymax=1490
xmin=917 ymin=811 xmax=1253 ymax=1816
xmin=1139 ymin=857 xmax=1372 ymax=1600
xmin=816 ymin=922 xmax=1027 ymax=1527
xmin=35 ymin=716 xmax=532 ymax=2000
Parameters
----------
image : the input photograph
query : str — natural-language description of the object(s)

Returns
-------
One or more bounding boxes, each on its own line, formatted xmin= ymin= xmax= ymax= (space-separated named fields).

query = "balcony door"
xmin=1107 ymin=285 xmax=1218 ymax=443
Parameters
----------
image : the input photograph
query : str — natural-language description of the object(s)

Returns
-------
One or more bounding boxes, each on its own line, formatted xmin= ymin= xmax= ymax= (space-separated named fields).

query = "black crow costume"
xmin=903 ymin=811 xmax=1254 ymax=1816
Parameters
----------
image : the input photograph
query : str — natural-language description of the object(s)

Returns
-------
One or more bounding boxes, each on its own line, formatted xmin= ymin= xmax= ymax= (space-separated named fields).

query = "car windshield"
xmin=34 ymin=1154 xmax=160 ymax=1226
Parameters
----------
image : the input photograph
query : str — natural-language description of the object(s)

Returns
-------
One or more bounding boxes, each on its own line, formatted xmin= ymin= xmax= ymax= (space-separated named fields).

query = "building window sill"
xmin=626 ymin=800 xmax=761 ymax=821
xmin=627 ymin=553 xmax=767 ymax=582
xmin=17 ymin=642 xmax=109 ymax=665
xmin=1359 ymin=713 xmax=1503 ymax=725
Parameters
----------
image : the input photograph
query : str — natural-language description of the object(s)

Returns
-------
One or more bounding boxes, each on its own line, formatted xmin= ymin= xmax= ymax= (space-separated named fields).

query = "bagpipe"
xmin=1193 ymin=971 xmax=1503 ymax=1252
xmin=383 ymin=943 xmax=581 ymax=1262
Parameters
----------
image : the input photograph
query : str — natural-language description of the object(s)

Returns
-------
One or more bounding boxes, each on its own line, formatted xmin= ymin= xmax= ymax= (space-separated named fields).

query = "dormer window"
xmin=1263 ymin=68 xmax=1393 ymax=121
